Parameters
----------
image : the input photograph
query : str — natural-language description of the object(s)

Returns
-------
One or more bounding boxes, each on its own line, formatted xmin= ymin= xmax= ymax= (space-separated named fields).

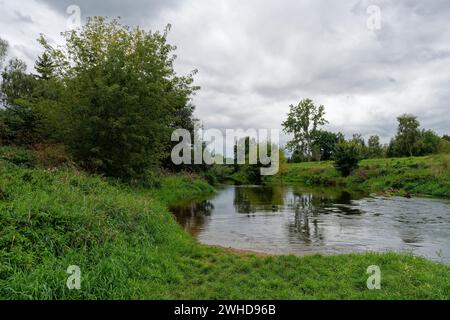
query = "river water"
xmin=170 ymin=185 xmax=450 ymax=264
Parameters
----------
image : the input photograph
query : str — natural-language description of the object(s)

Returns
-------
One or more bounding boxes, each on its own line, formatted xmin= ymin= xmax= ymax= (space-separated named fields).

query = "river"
xmin=170 ymin=185 xmax=450 ymax=264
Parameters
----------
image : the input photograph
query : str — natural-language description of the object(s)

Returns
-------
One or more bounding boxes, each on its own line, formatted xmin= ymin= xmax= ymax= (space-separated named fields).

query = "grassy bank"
xmin=0 ymin=159 xmax=449 ymax=299
xmin=273 ymin=154 xmax=450 ymax=198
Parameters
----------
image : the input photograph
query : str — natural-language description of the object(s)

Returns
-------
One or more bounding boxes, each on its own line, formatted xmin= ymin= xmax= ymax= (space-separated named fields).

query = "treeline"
xmin=0 ymin=17 xmax=199 ymax=183
xmin=283 ymin=99 xmax=449 ymax=162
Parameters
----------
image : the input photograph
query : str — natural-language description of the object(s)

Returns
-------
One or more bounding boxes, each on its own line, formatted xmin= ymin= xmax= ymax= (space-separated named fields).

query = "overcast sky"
xmin=1 ymin=0 xmax=449 ymax=147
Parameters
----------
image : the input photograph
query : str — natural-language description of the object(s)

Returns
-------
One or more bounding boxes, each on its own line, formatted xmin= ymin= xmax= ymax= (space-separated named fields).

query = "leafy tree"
xmin=333 ymin=139 xmax=363 ymax=177
xmin=367 ymin=135 xmax=384 ymax=158
xmin=394 ymin=114 xmax=421 ymax=157
xmin=0 ymin=58 xmax=41 ymax=145
xmin=311 ymin=130 xmax=343 ymax=161
xmin=282 ymin=99 xmax=328 ymax=161
xmin=443 ymin=135 xmax=450 ymax=143
xmin=36 ymin=17 xmax=198 ymax=178
xmin=1 ymin=58 xmax=36 ymax=105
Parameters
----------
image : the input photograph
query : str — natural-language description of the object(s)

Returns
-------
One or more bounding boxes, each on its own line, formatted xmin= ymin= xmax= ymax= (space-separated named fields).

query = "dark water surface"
xmin=170 ymin=185 xmax=450 ymax=264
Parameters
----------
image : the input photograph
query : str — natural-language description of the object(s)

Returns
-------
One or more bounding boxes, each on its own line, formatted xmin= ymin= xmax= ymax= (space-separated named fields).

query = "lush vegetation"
xmin=1 ymin=157 xmax=448 ymax=299
xmin=0 ymin=18 xmax=198 ymax=181
xmin=1 ymin=18 xmax=449 ymax=301
xmin=270 ymin=154 xmax=450 ymax=198
xmin=282 ymin=100 xmax=449 ymax=177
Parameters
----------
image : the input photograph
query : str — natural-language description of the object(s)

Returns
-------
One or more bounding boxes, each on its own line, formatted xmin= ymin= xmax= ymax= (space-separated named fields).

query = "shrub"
xmin=333 ymin=140 xmax=363 ymax=177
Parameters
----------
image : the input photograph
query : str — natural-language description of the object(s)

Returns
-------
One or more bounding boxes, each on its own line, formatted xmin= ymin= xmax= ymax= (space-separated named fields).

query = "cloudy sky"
xmin=1 ymin=0 xmax=449 ymax=147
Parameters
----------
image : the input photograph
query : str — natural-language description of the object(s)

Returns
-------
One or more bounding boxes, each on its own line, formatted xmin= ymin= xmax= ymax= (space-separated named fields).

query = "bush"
xmin=333 ymin=140 xmax=363 ymax=177
xmin=204 ymin=164 xmax=233 ymax=185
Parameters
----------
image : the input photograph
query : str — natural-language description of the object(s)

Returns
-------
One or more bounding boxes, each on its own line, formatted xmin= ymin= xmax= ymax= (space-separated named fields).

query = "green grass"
xmin=274 ymin=154 xmax=450 ymax=198
xmin=0 ymin=159 xmax=449 ymax=299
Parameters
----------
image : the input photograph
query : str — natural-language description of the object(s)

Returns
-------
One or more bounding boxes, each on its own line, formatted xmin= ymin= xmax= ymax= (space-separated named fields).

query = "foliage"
xmin=333 ymin=139 xmax=363 ymax=177
xmin=204 ymin=163 xmax=233 ymax=185
xmin=282 ymin=99 xmax=328 ymax=161
xmin=276 ymin=154 xmax=450 ymax=198
xmin=438 ymin=139 xmax=450 ymax=154
xmin=0 ymin=37 xmax=7 ymax=68
xmin=32 ymin=143 xmax=73 ymax=169
xmin=31 ymin=17 xmax=198 ymax=179
xmin=311 ymin=130 xmax=343 ymax=161
xmin=0 ymin=145 xmax=36 ymax=167
xmin=367 ymin=135 xmax=384 ymax=158
xmin=0 ymin=104 xmax=42 ymax=146
xmin=416 ymin=129 xmax=441 ymax=155
xmin=388 ymin=115 xmax=444 ymax=157
xmin=231 ymin=137 xmax=282 ymax=184
xmin=34 ymin=52 xmax=55 ymax=80
xmin=1 ymin=58 xmax=36 ymax=105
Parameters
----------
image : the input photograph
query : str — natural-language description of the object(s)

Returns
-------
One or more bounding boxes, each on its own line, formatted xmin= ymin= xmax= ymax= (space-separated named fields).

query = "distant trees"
xmin=311 ymin=130 xmax=343 ymax=161
xmin=392 ymin=114 xmax=421 ymax=156
xmin=367 ymin=135 xmax=384 ymax=158
xmin=282 ymin=99 xmax=328 ymax=161
xmin=282 ymin=100 xmax=449 ymax=166
xmin=281 ymin=98 xmax=449 ymax=179
xmin=388 ymin=114 xmax=444 ymax=157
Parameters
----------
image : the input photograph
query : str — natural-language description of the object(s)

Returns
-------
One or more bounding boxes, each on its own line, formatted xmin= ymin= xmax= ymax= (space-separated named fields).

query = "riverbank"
xmin=1 ymin=159 xmax=449 ymax=299
xmin=271 ymin=154 xmax=450 ymax=198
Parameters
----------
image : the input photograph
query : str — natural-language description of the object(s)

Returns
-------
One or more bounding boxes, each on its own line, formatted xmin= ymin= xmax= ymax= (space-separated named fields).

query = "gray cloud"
xmin=36 ymin=0 xmax=181 ymax=24
xmin=1 ymin=0 xmax=449 ymax=146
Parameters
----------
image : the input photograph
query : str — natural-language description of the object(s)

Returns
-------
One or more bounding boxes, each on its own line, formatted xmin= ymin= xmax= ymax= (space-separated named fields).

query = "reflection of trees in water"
xmin=288 ymin=193 xmax=320 ymax=244
xmin=286 ymin=190 xmax=362 ymax=244
xmin=170 ymin=201 xmax=214 ymax=237
xmin=233 ymin=186 xmax=285 ymax=213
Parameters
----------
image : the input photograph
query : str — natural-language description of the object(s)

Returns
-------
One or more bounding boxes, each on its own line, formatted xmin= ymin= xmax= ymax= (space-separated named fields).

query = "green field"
xmin=1 ymin=158 xmax=449 ymax=299
xmin=272 ymin=154 xmax=450 ymax=198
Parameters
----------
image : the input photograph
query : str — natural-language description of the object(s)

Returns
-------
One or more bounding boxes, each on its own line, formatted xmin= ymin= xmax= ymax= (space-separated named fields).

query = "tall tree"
xmin=282 ymin=98 xmax=328 ymax=161
xmin=37 ymin=17 xmax=199 ymax=178
xmin=394 ymin=114 xmax=421 ymax=157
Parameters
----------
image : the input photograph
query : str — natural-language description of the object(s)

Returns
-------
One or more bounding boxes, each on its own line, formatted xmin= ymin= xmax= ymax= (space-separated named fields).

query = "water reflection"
xmin=170 ymin=185 xmax=450 ymax=264
xmin=171 ymin=201 xmax=214 ymax=238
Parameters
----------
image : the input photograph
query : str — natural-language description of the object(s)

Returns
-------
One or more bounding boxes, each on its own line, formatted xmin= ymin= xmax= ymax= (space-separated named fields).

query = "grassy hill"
xmin=273 ymin=154 xmax=450 ymax=198
xmin=0 ymin=156 xmax=449 ymax=299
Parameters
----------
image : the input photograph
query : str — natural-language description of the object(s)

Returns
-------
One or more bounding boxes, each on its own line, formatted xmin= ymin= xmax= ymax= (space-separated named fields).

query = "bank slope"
xmin=0 ymin=160 xmax=448 ymax=299
xmin=276 ymin=155 xmax=450 ymax=198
